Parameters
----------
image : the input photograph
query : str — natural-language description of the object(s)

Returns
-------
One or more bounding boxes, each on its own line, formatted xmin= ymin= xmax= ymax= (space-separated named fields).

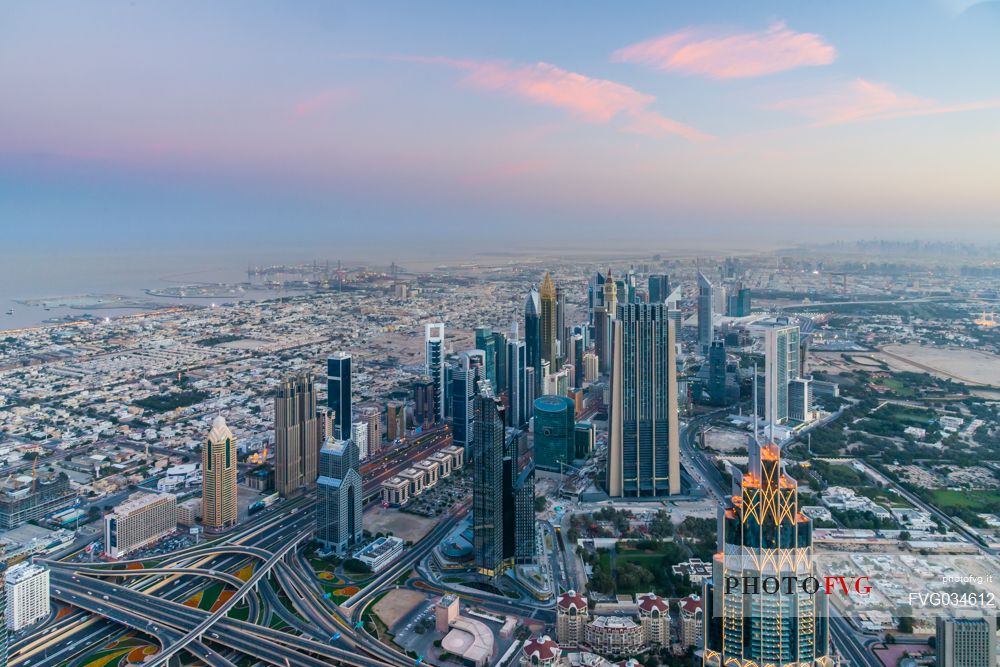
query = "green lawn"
xmin=929 ymin=489 xmax=1000 ymax=512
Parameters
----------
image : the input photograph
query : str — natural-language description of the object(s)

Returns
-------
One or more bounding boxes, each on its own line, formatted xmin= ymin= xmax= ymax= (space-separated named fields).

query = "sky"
xmin=3 ymin=0 xmax=1000 ymax=265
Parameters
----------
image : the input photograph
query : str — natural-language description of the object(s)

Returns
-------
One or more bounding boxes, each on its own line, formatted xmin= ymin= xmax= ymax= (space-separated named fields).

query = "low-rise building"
xmin=381 ymin=476 xmax=409 ymax=506
xmin=354 ymin=535 xmax=404 ymax=573
xmin=678 ymin=594 xmax=703 ymax=650
xmin=176 ymin=498 xmax=201 ymax=526
xmin=442 ymin=445 xmax=464 ymax=470
xmin=585 ymin=615 xmax=644 ymax=657
xmin=414 ymin=459 xmax=440 ymax=489
xmin=399 ymin=467 xmax=426 ymax=497
xmin=428 ymin=451 xmax=453 ymax=478
xmin=671 ymin=558 xmax=713 ymax=586
xmin=104 ymin=492 xmax=177 ymax=558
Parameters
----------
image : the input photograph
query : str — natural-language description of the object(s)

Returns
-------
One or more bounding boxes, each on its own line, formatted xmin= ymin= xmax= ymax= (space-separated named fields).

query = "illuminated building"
xmin=202 ymin=415 xmax=237 ymax=532
xmin=540 ymin=272 xmax=559 ymax=369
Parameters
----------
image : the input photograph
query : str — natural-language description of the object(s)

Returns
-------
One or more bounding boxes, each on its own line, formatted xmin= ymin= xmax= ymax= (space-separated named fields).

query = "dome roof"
xmin=638 ymin=592 xmax=669 ymax=614
xmin=557 ymin=589 xmax=588 ymax=611
xmin=522 ymin=635 xmax=560 ymax=663
xmin=207 ymin=415 xmax=234 ymax=443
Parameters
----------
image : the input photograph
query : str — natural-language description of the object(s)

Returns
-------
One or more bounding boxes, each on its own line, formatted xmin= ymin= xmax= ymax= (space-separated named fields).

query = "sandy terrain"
xmin=366 ymin=505 xmax=438 ymax=542
xmin=704 ymin=429 xmax=749 ymax=453
xmin=372 ymin=589 xmax=429 ymax=629
xmin=877 ymin=344 xmax=1000 ymax=387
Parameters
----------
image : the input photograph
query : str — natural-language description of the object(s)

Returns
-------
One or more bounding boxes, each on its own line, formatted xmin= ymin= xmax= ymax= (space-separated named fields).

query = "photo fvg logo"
xmin=724 ymin=575 xmax=872 ymax=597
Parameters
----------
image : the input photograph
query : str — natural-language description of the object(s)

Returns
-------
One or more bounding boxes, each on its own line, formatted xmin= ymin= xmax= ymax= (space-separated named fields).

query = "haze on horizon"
xmin=3 ymin=0 xmax=1000 ymax=259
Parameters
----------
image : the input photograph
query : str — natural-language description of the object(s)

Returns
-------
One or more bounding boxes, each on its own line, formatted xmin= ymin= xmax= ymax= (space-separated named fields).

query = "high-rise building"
xmin=475 ymin=326 xmax=497 ymax=390
xmin=506 ymin=338 xmax=529 ymax=429
xmin=412 ymin=376 xmax=435 ymax=427
xmin=788 ymin=378 xmax=813 ymax=423
xmin=707 ymin=339 xmax=728 ymax=406
xmin=351 ymin=421 xmax=369 ymax=460
xmin=533 ymin=396 xmax=576 ymax=472
xmin=316 ymin=438 xmax=363 ymax=555
xmin=326 ymin=352 xmax=352 ymax=440
xmin=105 ymin=491 xmax=178 ymax=557
xmin=607 ymin=303 xmax=680 ymax=497
xmin=274 ymin=374 xmax=320 ymax=497
xmin=593 ymin=306 xmax=609 ymax=375
xmin=588 ymin=271 xmax=606 ymax=327
xmin=697 ymin=271 xmax=714 ymax=354
xmin=648 ymin=274 xmax=670 ymax=303
xmin=540 ymin=272 xmax=559 ymax=370
xmin=737 ymin=287 xmax=752 ymax=317
xmin=603 ymin=271 xmax=618 ymax=363
xmin=452 ymin=350 xmax=485 ymax=454
xmin=583 ymin=351 xmax=599 ymax=383
xmin=503 ymin=434 xmax=536 ymax=565
xmin=202 ymin=415 xmax=238 ymax=532
xmin=702 ymin=438 xmax=830 ymax=666
xmin=358 ymin=404 xmax=381 ymax=457
xmin=555 ymin=285 xmax=566 ymax=360
xmin=0 ymin=574 xmax=6 ymax=666
xmin=754 ymin=318 xmax=802 ymax=426
xmin=569 ymin=334 xmax=584 ymax=389
xmin=556 ymin=590 xmax=589 ymax=647
xmin=492 ymin=329 xmax=509 ymax=396
xmin=425 ymin=322 xmax=446 ymax=422
xmin=4 ymin=562 xmax=49 ymax=631
xmin=386 ymin=401 xmax=406 ymax=442
xmin=525 ymin=289 xmax=542 ymax=393
xmin=472 ymin=383 xmax=506 ymax=577
xmin=935 ymin=614 xmax=996 ymax=667
xmin=0 ymin=472 xmax=74 ymax=530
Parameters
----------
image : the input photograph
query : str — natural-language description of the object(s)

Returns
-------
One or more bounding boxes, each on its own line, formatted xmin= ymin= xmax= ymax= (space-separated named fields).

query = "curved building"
xmin=202 ymin=416 xmax=237 ymax=533
xmin=533 ymin=395 xmax=575 ymax=473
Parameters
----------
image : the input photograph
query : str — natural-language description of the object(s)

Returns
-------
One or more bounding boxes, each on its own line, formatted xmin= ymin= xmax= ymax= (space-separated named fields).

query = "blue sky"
xmin=3 ymin=0 xmax=1000 ymax=261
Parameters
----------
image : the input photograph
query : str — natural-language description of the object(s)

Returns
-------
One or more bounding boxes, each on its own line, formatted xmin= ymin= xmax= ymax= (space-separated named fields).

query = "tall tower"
xmin=555 ymin=285 xmax=566 ymax=361
xmin=533 ymin=395 xmax=576 ymax=472
xmin=524 ymin=289 xmax=542 ymax=393
xmin=425 ymin=323 xmax=446 ymax=422
xmin=702 ymin=438 xmax=831 ymax=666
xmin=274 ymin=374 xmax=320 ymax=497
xmin=506 ymin=337 xmax=528 ymax=429
xmin=601 ymin=271 xmax=618 ymax=374
xmin=472 ymin=383 xmax=505 ymax=578
xmin=539 ymin=272 xmax=558 ymax=371
xmin=451 ymin=350 xmax=485 ymax=454
xmin=475 ymin=327 xmax=496 ymax=390
xmin=202 ymin=416 xmax=238 ymax=532
xmin=754 ymin=318 xmax=801 ymax=427
xmin=697 ymin=272 xmax=715 ymax=354
xmin=316 ymin=438 xmax=363 ymax=555
xmin=935 ymin=614 xmax=997 ymax=667
xmin=607 ymin=304 xmax=679 ymax=497
xmin=326 ymin=352 xmax=352 ymax=440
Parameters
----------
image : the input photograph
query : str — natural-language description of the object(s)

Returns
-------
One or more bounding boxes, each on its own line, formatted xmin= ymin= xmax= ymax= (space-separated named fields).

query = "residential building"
xmin=697 ymin=272 xmax=714 ymax=354
xmin=540 ymin=272 xmax=559 ymax=369
xmin=753 ymin=318 xmax=802 ymax=427
xmin=472 ymin=383 xmax=506 ymax=577
xmin=521 ymin=636 xmax=563 ymax=667
xmin=425 ymin=322 xmax=446 ymax=422
xmin=202 ymin=415 xmax=238 ymax=532
xmin=935 ymin=614 xmax=996 ymax=667
xmin=105 ymin=492 xmax=177 ymax=558
xmin=386 ymin=401 xmax=406 ymax=442
xmin=274 ymin=374 xmax=320 ymax=497
xmin=585 ymin=615 xmax=644 ymax=657
xmin=351 ymin=421 xmax=368 ymax=461
xmin=413 ymin=376 xmax=436 ymax=427
xmin=4 ymin=562 xmax=49 ymax=631
xmin=358 ymin=404 xmax=381 ymax=457
xmin=556 ymin=590 xmax=589 ymax=647
xmin=637 ymin=593 xmax=670 ymax=648
xmin=678 ymin=594 xmax=703 ymax=650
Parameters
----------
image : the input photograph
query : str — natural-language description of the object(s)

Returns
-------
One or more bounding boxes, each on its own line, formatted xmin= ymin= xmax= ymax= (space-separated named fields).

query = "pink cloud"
xmin=406 ymin=55 xmax=711 ymax=142
xmin=768 ymin=78 xmax=1000 ymax=125
xmin=292 ymin=89 xmax=353 ymax=117
xmin=613 ymin=21 xmax=836 ymax=79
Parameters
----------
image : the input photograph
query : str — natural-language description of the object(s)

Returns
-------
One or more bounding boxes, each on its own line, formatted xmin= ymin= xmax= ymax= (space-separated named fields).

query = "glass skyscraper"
xmin=697 ymin=271 xmax=715 ymax=355
xmin=425 ymin=322 xmax=446 ymax=422
xmin=533 ymin=395 xmax=576 ymax=472
xmin=316 ymin=438 xmax=363 ymax=555
xmin=607 ymin=303 xmax=680 ymax=497
xmin=524 ymin=289 xmax=542 ymax=393
xmin=326 ymin=351 xmax=352 ymax=440
xmin=451 ymin=350 xmax=484 ymax=455
xmin=472 ymin=384 xmax=506 ymax=577
xmin=540 ymin=272 xmax=558 ymax=370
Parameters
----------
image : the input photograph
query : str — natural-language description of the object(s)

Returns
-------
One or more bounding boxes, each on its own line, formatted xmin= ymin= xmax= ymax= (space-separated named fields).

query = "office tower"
xmin=593 ymin=306 xmax=609 ymax=375
xmin=788 ymin=378 xmax=813 ymax=423
xmin=4 ymin=562 xmax=49 ymax=631
xmin=316 ymin=438 xmax=363 ymax=555
xmin=754 ymin=318 xmax=801 ymax=426
xmin=574 ymin=422 xmax=595 ymax=459
xmin=475 ymin=326 xmax=497 ymax=390
xmin=540 ymin=272 xmax=559 ymax=369
xmin=571 ymin=334 xmax=584 ymax=389
xmin=607 ymin=304 xmax=680 ymax=497
xmin=524 ymin=289 xmax=542 ymax=392
xmin=412 ymin=376 xmax=435 ymax=427
xmin=542 ymin=367 xmax=570 ymax=397
xmin=533 ymin=396 xmax=576 ymax=472
xmin=492 ymin=329 xmax=509 ymax=396
xmin=0 ymin=575 xmax=5 ymax=666
xmin=506 ymin=338 xmax=529 ymax=429
xmin=603 ymin=271 xmax=618 ymax=323
xmin=648 ymin=274 xmax=670 ymax=303
xmin=0 ymin=472 xmax=74 ymax=530
xmin=472 ymin=383 xmax=506 ymax=577
xmin=386 ymin=401 xmax=406 ymax=442
xmin=274 ymin=374 xmax=320 ymax=497
xmin=555 ymin=285 xmax=566 ymax=359
xmin=452 ymin=350 xmax=485 ymax=454
xmin=935 ymin=614 xmax=996 ymax=667
xmin=358 ymin=404 xmax=381 ymax=457
xmin=326 ymin=351 xmax=352 ymax=440
xmin=736 ymin=287 xmax=752 ymax=317
xmin=703 ymin=437 xmax=830 ymax=667
xmin=503 ymin=433 xmax=536 ymax=566
xmin=351 ymin=421 xmax=368 ymax=460
xmin=105 ymin=492 xmax=178 ymax=557
xmin=588 ymin=271 xmax=606 ymax=327
xmin=707 ymin=339 xmax=728 ymax=406
xmin=202 ymin=415 xmax=238 ymax=531
xmin=425 ymin=322 xmax=446 ymax=422
xmin=697 ymin=272 xmax=714 ymax=354
xmin=583 ymin=352 xmax=599 ymax=383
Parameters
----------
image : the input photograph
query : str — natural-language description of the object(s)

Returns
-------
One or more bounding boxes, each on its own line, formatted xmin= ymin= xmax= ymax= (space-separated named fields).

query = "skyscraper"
xmin=533 ymin=395 xmax=576 ymax=472
xmin=503 ymin=434 xmax=536 ymax=565
xmin=588 ymin=271 xmax=606 ymax=327
xmin=274 ymin=374 xmax=320 ymax=497
xmin=506 ymin=337 xmax=529 ymax=429
xmin=452 ymin=350 xmax=485 ymax=454
xmin=540 ymin=272 xmax=559 ymax=370
xmin=571 ymin=334 xmax=585 ymax=389
xmin=412 ymin=376 xmax=435 ymax=427
xmin=697 ymin=271 xmax=714 ymax=355
xmin=593 ymin=306 xmax=609 ymax=375
xmin=702 ymin=438 xmax=830 ymax=666
xmin=0 ymin=573 xmax=6 ymax=667
xmin=555 ymin=285 xmax=566 ymax=360
xmin=524 ymin=289 xmax=542 ymax=393
xmin=754 ymin=318 xmax=801 ymax=426
xmin=492 ymin=329 xmax=509 ymax=396
xmin=607 ymin=303 xmax=680 ymax=497
xmin=358 ymin=404 xmax=381 ymax=457
xmin=326 ymin=352 xmax=352 ymax=440
xmin=425 ymin=322 xmax=446 ymax=422
xmin=475 ymin=326 xmax=496 ymax=390
xmin=202 ymin=415 xmax=238 ymax=531
xmin=935 ymin=614 xmax=996 ymax=667
xmin=707 ymin=339 xmax=728 ymax=406
xmin=472 ymin=383 xmax=506 ymax=577
xmin=386 ymin=401 xmax=406 ymax=442
xmin=316 ymin=438 xmax=363 ymax=555
xmin=737 ymin=287 xmax=752 ymax=317
xmin=647 ymin=274 xmax=670 ymax=303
